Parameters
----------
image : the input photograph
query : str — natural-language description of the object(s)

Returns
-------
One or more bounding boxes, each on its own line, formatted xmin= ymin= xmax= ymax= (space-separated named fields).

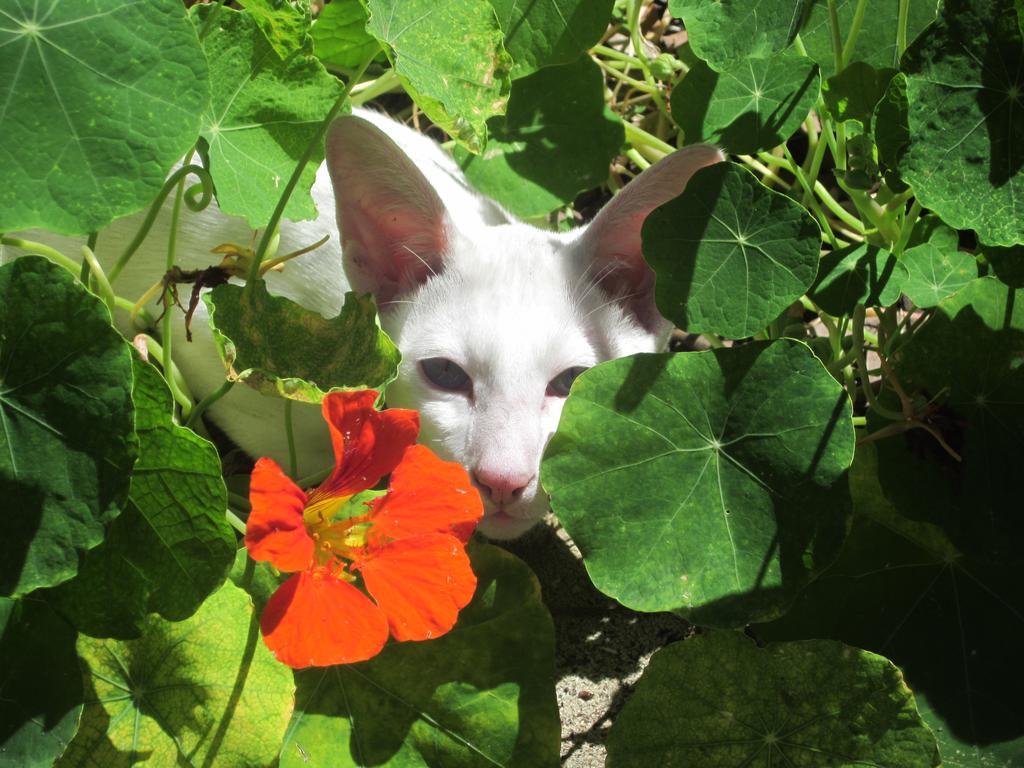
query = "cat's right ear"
xmin=326 ymin=116 xmax=449 ymax=304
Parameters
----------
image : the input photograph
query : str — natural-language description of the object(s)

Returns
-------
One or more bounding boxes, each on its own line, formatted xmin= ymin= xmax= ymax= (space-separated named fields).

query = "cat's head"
xmin=326 ymin=116 xmax=722 ymax=539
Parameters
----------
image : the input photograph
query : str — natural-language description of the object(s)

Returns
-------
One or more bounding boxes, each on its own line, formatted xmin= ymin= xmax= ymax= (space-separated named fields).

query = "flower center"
xmin=303 ymin=493 xmax=373 ymax=578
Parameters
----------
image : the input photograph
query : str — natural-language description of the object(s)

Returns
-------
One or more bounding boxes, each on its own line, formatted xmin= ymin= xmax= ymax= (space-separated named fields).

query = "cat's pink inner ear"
xmin=579 ymin=144 xmax=725 ymax=331
xmin=326 ymin=116 xmax=449 ymax=304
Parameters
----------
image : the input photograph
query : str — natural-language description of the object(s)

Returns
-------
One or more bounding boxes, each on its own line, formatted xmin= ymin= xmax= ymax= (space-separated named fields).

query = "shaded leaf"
xmin=672 ymin=49 xmax=819 ymax=154
xmin=48 ymin=359 xmax=235 ymax=638
xmin=59 ymin=581 xmax=294 ymax=768
xmin=902 ymin=242 xmax=978 ymax=308
xmin=455 ymin=56 xmax=624 ymax=218
xmin=280 ymin=542 xmax=560 ymax=767
xmin=0 ymin=598 xmax=82 ymax=767
xmin=873 ymin=71 xmax=909 ymax=173
xmin=364 ymin=0 xmax=512 ymax=153
xmin=0 ymin=0 xmax=209 ymax=234
xmin=643 ymin=162 xmax=820 ymax=338
xmin=541 ymin=339 xmax=854 ymax=626
xmin=488 ymin=0 xmax=615 ymax=78
xmin=808 ymin=243 xmax=907 ymax=314
xmin=239 ymin=0 xmax=312 ymax=58
xmin=196 ymin=5 xmax=344 ymax=227
xmin=897 ymin=0 xmax=1024 ymax=247
xmin=606 ymin=631 xmax=940 ymax=768
xmin=206 ymin=279 xmax=401 ymax=401
xmin=822 ymin=61 xmax=897 ymax=127
xmin=0 ymin=257 xmax=136 ymax=598
xmin=980 ymin=241 xmax=1024 ymax=288
xmin=312 ymin=0 xmax=379 ymax=69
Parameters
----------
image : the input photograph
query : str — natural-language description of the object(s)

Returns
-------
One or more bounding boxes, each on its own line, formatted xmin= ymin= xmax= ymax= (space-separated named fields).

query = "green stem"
xmin=296 ymin=465 xmax=332 ymax=489
xmin=894 ymin=199 xmax=923 ymax=256
xmin=162 ymin=177 xmax=192 ymax=419
xmin=827 ymin=0 xmax=845 ymax=74
xmin=184 ymin=379 xmax=235 ymax=430
xmin=109 ymin=163 xmax=213 ymax=284
xmin=80 ymin=232 xmax=97 ymax=284
xmin=245 ymin=57 xmax=374 ymax=291
xmin=2 ymin=237 xmax=79 ymax=273
xmin=840 ymin=0 xmax=869 ymax=69
xmin=80 ymin=245 xmax=115 ymax=315
xmin=593 ymin=55 xmax=659 ymax=94
xmin=137 ymin=334 xmax=194 ymax=410
xmin=349 ymin=68 xmax=402 ymax=106
xmin=852 ymin=415 xmax=867 ymax=427
xmin=228 ymin=491 xmax=251 ymax=513
xmin=285 ymin=399 xmax=298 ymax=479
xmin=627 ymin=0 xmax=671 ymax=121
xmin=226 ymin=508 xmax=248 ymax=536
xmin=829 ymin=304 xmax=866 ymax=375
xmin=625 ymin=147 xmax=651 ymax=170
xmin=592 ymin=44 xmax=645 ymax=67
xmin=622 ymin=120 xmax=674 ymax=157
xmin=775 ymin=148 xmax=838 ymax=245
xmin=700 ymin=334 xmax=725 ymax=349
xmin=802 ymin=118 xmax=830 ymax=204
xmin=897 ymin=0 xmax=910 ymax=57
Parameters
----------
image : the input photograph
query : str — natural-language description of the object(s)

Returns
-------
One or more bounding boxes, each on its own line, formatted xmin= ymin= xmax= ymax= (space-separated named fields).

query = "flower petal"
xmin=260 ymin=570 xmax=389 ymax=668
xmin=369 ymin=445 xmax=483 ymax=544
xmin=315 ymin=390 xmax=419 ymax=499
xmin=358 ymin=534 xmax=477 ymax=642
xmin=245 ymin=457 xmax=313 ymax=572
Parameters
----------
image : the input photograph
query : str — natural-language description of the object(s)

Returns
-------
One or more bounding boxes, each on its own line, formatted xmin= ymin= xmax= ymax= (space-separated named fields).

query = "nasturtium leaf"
xmin=822 ymin=61 xmax=897 ymax=127
xmin=238 ymin=0 xmax=312 ymax=58
xmin=48 ymin=359 xmax=235 ymax=638
xmin=488 ymin=0 xmax=615 ymax=78
xmin=757 ymin=444 xmax=1024 ymax=764
xmin=59 ymin=581 xmax=294 ymax=768
xmin=901 ymin=243 xmax=978 ymax=308
xmin=981 ymin=241 xmax=1024 ymax=287
xmin=363 ymin=0 xmax=512 ymax=153
xmin=0 ymin=0 xmax=209 ymax=235
xmin=873 ymin=72 xmax=909 ymax=174
xmin=0 ymin=598 xmax=83 ymax=768
xmin=312 ymin=0 xmax=379 ymax=70
xmin=541 ymin=339 xmax=854 ymax=626
xmin=206 ymin=279 xmax=401 ymax=401
xmin=455 ymin=56 xmax=624 ymax=218
xmin=605 ymin=631 xmax=940 ymax=768
xmin=643 ymin=162 xmax=820 ymax=339
xmin=671 ymin=49 xmax=819 ymax=154
xmin=0 ymin=257 xmax=136 ymax=598
xmin=897 ymin=0 xmax=1024 ymax=247
xmin=799 ymin=0 xmax=938 ymax=77
xmin=808 ymin=243 xmax=907 ymax=314
xmin=666 ymin=0 xmax=805 ymax=71
xmin=280 ymin=542 xmax=560 ymax=767
xmin=195 ymin=6 xmax=344 ymax=227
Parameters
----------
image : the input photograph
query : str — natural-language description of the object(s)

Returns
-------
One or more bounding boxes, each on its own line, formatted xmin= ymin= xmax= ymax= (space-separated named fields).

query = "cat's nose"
xmin=471 ymin=468 xmax=533 ymax=504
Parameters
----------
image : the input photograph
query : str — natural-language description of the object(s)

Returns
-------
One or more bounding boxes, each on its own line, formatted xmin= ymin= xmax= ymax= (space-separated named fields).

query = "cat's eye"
xmin=420 ymin=357 xmax=472 ymax=393
xmin=547 ymin=366 xmax=589 ymax=398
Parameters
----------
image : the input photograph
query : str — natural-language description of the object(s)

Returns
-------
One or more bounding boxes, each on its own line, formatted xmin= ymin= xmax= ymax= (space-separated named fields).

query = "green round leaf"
xmin=488 ymin=0 xmax=615 ymax=78
xmin=0 ymin=256 xmax=136 ymax=598
xmin=364 ymin=0 xmax=512 ymax=153
xmin=808 ymin=243 xmax=908 ymax=315
xmin=48 ymin=359 xmax=235 ymax=638
xmin=455 ymin=56 xmax=624 ymax=218
xmin=605 ymin=631 xmax=940 ymax=767
xmin=58 ymin=581 xmax=294 ymax=768
xmin=667 ymin=0 xmax=805 ymax=71
xmin=541 ymin=339 xmax=854 ymax=626
xmin=0 ymin=598 xmax=83 ymax=767
xmin=280 ymin=542 xmax=560 ymax=767
xmin=799 ymin=0 xmax=938 ymax=77
xmin=822 ymin=61 xmax=897 ymax=127
xmin=643 ymin=162 xmax=820 ymax=339
xmin=196 ymin=6 xmax=344 ymax=227
xmin=206 ymin=280 xmax=401 ymax=402
xmin=898 ymin=0 xmax=1024 ymax=247
xmin=901 ymin=242 xmax=978 ymax=308
xmin=312 ymin=0 xmax=380 ymax=69
xmin=757 ymin=443 xmax=1024 ymax=765
xmin=672 ymin=49 xmax=820 ymax=154
xmin=0 ymin=0 xmax=209 ymax=235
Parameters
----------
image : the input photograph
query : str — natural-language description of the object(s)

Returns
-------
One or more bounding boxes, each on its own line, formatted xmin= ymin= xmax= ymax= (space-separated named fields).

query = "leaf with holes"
xmin=195 ymin=5 xmax=344 ymax=227
xmin=0 ymin=257 xmax=136 ymax=599
xmin=455 ymin=56 xmax=624 ymax=218
xmin=364 ymin=0 xmax=512 ymax=153
xmin=605 ymin=631 xmax=940 ymax=767
xmin=0 ymin=0 xmax=209 ymax=234
xmin=672 ymin=48 xmax=820 ymax=154
xmin=488 ymin=0 xmax=615 ymax=78
xmin=279 ymin=542 xmax=560 ymax=767
xmin=58 ymin=581 xmax=294 ymax=768
xmin=206 ymin=280 xmax=401 ymax=401
xmin=897 ymin=0 xmax=1024 ymax=247
xmin=47 ymin=359 xmax=235 ymax=638
xmin=807 ymin=243 xmax=908 ymax=315
xmin=541 ymin=339 xmax=854 ymax=626
xmin=643 ymin=162 xmax=820 ymax=339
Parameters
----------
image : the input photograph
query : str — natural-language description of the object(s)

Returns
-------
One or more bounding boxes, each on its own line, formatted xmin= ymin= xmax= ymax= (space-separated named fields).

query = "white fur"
xmin=5 ymin=109 xmax=722 ymax=539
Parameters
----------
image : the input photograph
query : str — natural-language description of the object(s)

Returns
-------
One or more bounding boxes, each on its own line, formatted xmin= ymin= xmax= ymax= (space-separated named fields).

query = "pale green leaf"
xmin=312 ymin=0 xmax=379 ymax=69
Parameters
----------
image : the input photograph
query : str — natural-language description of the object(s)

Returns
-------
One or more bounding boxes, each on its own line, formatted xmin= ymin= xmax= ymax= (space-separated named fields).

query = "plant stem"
xmin=285 ymin=399 xmax=298 ymax=478
xmin=626 ymin=0 xmax=671 ymax=121
xmin=622 ymin=120 xmax=674 ymax=157
xmin=79 ymin=245 xmax=115 ymax=315
xmin=184 ymin=379 xmax=235 ymax=430
xmin=2 ymin=236 xmax=79 ymax=273
xmin=228 ymin=491 xmax=252 ymax=513
xmin=827 ymin=0 xmax=845 ymax=74
xmin=840 ymin=0 xmax=869 ymax=69
xmin=226 ymin=508 xmax=248 ymax=535
xmin=349 ymin=68 xmax=402 ymax=106
xmin=592 ymin=44 xmax=645 ymax=67
xmin=625 ymin=147 xmax=651 ymax=170
xmin=162 ymin=176 xmax=192 ymax=419
xmin=894 ymin=199 xmax=923 ymax=256
xmin=897 ymin=0 xmax=910 ymax=57
xmin=137 ymin=334 xmax=194 ymax=408
xmin=593 ymin=56 xmax=659 ymax=94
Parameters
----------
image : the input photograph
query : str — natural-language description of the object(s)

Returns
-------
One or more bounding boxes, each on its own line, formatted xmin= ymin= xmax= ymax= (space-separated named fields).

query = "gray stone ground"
xmin=498 ymin=517 xmax=694 ymax=767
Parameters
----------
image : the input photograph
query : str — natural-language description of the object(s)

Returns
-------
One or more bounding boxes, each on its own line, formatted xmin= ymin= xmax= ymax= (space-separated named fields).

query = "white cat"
xmin=13 ymin=109 xmax=722 ymax=539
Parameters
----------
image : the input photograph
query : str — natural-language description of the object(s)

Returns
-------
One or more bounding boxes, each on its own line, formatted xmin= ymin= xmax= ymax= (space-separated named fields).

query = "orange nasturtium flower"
xmin=244 ymin=390 xmax=483 ymax=668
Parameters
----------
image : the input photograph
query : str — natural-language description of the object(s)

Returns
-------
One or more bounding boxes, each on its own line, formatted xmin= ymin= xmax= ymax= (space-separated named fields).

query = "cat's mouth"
xmin=477 ymin=505 xmax=539 ymax=540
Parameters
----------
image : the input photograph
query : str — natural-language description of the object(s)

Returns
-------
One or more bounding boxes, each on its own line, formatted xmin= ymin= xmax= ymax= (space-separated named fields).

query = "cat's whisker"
xmin=575 ymin=261 xmax=622 ymax=307
xmin=402 ymin=244 xmax=438 ymax=277
xmin=583 ymin=290 xmax=639 ymax=320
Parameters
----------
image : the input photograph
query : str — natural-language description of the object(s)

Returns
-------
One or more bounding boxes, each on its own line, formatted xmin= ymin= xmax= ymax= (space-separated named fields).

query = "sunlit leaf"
xmin=902 ymin=242 xmax=978 ymax=308
xmin=312 ymin=0 xmax=379 ymax=69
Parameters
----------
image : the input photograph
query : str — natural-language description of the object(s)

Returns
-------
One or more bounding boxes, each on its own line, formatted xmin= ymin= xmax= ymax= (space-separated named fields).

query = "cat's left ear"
xmin=571 ymin=144 xmax=724 ymax=332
